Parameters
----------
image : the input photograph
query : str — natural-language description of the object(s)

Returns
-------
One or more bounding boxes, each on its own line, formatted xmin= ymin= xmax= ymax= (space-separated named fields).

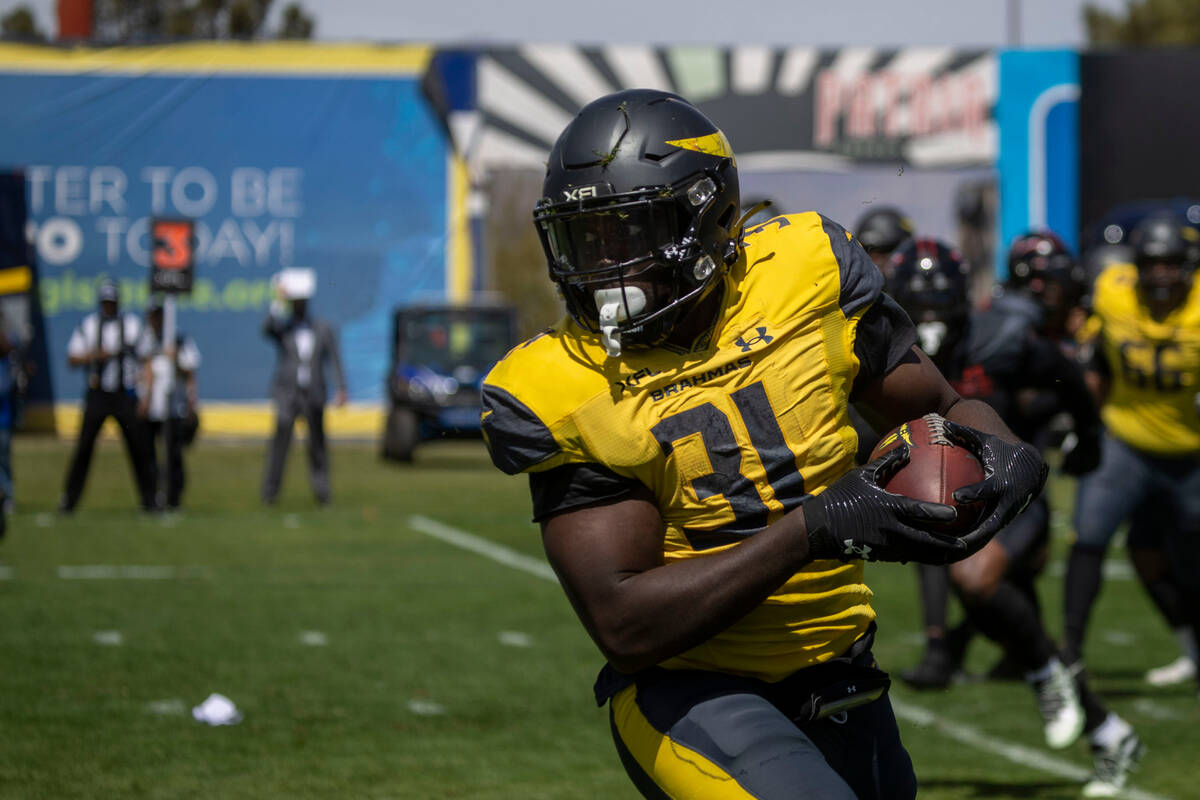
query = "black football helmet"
xmin=1128 ymin=212 xmax=1200 ymax=309
xmin=854 ymin=207 xmax=914 ymax=272
xmin=533 ymin=89 xmax=741 ymax=356
xmin=1006 ymin=231 xmax=1085 ymax=335
xmin=885 ymin=238 xmax=971 ymax=362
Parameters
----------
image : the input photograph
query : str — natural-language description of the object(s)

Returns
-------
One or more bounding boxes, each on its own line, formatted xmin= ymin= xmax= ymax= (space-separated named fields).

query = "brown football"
xmin=869 ymin=414 xmax=986 ymax=534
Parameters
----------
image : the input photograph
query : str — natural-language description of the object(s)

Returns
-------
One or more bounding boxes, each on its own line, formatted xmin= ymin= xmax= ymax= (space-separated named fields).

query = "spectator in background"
xmin=137 ymin=296 xmax=201 ymax=512
xmin=261 ymin=270 xmax=347 ymax=507
xmin=59 ymin=279 xmax=157 ymax=514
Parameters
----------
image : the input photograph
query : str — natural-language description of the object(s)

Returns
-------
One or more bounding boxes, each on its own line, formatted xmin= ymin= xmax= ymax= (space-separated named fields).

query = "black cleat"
xmin=901 ymin=643 xmax=963 ymax=690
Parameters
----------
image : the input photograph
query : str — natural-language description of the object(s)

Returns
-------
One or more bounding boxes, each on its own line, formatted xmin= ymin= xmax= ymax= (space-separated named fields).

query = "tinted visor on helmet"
xmin=539 ymin=198 xmax=683 ymax=279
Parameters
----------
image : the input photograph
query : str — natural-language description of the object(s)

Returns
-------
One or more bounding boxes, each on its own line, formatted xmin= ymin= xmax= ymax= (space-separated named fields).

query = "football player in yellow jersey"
xmin=1064 ymin=212 xmax=1200 ymax=703
xmin=481 ymin=89 xmax=1046 ymax=800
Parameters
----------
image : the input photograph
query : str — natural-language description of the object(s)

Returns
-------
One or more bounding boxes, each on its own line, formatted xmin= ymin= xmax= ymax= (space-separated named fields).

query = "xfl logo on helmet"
xmin=735 ymin=326 xmax=773 ymax=352
xmin=563 ymin=185 xmax=601 ymax=201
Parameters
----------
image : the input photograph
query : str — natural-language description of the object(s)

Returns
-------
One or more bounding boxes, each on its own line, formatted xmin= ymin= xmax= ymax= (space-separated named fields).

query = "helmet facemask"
xmin=535 ymin=171 xmax=731 ymax=357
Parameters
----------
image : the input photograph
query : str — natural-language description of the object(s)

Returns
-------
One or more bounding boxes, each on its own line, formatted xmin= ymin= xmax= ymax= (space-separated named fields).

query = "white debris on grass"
xmin=283 ymin=514 xmax=301 ymax=529
xmin=192 ymin=693 xmax=243 ymax=726
xmin=407 ymin=699 xmax=446 ymax=716
xmin=34 ymin=513 xmax=54 ymax=528
xmin=92 ymin=630 xmax=123 ymax=646
xmin=299 ymin=631 xmax=328 ymax=646
xmin=498 ymin=631 xmax=533 ymax=648
xmin=0 ymin=566 xmax=12 ymax=580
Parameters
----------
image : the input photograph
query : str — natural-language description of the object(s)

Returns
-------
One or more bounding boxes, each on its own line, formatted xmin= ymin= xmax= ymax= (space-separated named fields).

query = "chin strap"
xmin=722 ymin=199 xmax=773 ymax=265
xmin=733 ymin=200 xmax=773 ymax=236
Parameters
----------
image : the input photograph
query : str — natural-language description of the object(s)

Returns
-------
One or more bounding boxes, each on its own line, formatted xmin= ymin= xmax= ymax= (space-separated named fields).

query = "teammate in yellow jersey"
xmin=1064 ymin=212 xmax=1200 ymax=708
xmin=481 ymin=89 xmax=1046 ymax=800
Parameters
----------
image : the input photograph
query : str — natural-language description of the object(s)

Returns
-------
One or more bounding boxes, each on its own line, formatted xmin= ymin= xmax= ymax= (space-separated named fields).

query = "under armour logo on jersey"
xmin=843 ymin=540 xmax=872 ymax=559
xmin=735 ymin=326 xmax=773 ymax=352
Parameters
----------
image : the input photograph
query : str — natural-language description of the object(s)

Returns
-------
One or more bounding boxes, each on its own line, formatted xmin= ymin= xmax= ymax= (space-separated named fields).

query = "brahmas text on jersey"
xmin=1088 ymin=264 xmax=1200 ymax=455
xmin=482 ymin=212 xmax=903 ymax=682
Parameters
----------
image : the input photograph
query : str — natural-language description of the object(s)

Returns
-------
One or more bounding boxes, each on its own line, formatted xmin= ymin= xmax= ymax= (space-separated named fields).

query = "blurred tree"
xmin=1086 ymin=0 xmax=1200 ymax=45
xmin=1 ymin=6 xmax=47 ymax=40
xmin=92 ymin=0 xmax=315 ymax=42
xmin=486 ymin=169 xmax=564 ymax=343
xmin=279 ymin=4 xmax=313 ymax=39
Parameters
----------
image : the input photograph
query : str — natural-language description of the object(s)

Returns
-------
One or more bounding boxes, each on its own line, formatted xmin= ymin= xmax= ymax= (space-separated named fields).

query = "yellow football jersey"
xmin=1087 ymin=264 xmax=1200 ymax=456
xmin=482 ymin=212 xmax=883 ymax=682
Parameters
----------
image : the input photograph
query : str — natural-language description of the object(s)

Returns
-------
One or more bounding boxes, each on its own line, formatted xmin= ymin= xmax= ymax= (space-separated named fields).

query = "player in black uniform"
xmin=879 ymin=238 xmax=1141 ymax=796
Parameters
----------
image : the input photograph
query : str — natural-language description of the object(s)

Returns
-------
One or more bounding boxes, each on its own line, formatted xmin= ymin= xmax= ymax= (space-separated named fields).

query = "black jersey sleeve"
xmin=850 ymin=293 xmax=920 ymax=398
xmin=1022 ymin=334 xmax=1102 ymax=431
xmin=480 ymin=382 xmax=561 ymax=475
xmin=528 ymin=462 xmax=645 ymax=522
xmin=819 ymin=213 xmax=884 ymax=319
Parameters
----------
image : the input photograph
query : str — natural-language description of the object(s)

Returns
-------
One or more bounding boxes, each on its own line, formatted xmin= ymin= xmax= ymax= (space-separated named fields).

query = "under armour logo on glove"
xmin=843 ymin=540 xmax=872 ymax=559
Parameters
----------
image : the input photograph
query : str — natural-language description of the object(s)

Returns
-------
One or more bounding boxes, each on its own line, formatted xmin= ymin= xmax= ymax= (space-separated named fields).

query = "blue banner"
xmin=0 ymin=44 xmax=447 ymax=403
xmin=996 ymin=50 xmax=1080 ymax=278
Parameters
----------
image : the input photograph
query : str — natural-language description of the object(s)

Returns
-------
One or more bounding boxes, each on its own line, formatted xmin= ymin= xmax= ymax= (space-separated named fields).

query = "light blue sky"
xmin=4 ymin=0 xmax=1124 ymax=47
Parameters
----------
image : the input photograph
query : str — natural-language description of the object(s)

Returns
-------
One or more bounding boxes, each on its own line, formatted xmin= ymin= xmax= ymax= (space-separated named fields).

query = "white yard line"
xmin=408 ymin=514 xmax=558 ymax=583
xmin=412 ymin=514 xmax=1173 ymax=800
xmin=1047 ymin=560 xmax=1134 ymax=580
xmin=892 ymin=698 xmax=1171 ymax=800
xmin=56 ymin=565 xmax=210 ymax=580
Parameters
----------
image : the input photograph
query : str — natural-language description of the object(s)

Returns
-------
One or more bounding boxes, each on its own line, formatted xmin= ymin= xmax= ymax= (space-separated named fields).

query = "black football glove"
xmin=804 ymin=446 xmax=965 ymax=565
xmin=1060 ymin=424 xmax=1102 ymax=477
xmin=942 ymin=419 xmax=1048 ymax=555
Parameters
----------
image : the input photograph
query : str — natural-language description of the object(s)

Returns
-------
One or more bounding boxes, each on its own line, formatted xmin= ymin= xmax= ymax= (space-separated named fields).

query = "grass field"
xmin=0 ymin=435 xmax=1196 ymax=799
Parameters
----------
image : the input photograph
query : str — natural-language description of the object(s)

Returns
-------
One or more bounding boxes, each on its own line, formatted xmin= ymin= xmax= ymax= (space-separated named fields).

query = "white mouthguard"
xmin=916 ymin=321 xmax=949 ymax=356
xmin=594 ymin=286 xmax=648 ymax=358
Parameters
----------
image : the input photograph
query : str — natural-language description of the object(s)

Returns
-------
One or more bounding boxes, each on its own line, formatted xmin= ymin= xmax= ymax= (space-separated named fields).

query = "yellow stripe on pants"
xmin=610 ymin=684 xmax=759 ymax=799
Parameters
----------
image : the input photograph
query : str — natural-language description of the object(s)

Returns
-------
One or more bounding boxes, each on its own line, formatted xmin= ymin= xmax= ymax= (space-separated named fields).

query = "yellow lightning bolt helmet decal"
xmin=665 ymin=131 xmax=737 ymax=166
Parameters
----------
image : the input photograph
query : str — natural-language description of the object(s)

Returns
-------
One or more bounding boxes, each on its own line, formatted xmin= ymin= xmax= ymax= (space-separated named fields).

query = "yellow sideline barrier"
xmin=0 ymin=41 xmax=431 ymax=75
xmin=30 ymin=403 xmax=386 ymax=440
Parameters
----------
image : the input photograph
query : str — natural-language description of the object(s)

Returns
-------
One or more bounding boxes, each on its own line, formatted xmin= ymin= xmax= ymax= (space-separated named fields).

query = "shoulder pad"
xmin=480 ymin=382 xmax=561 ymax=475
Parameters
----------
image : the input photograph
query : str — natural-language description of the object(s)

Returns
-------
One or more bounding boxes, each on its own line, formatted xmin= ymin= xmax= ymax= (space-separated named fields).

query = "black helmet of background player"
xmin=1128 ymin=212 xmax=1200 ymax=314
xmin=885 ymin=238 xmax=971 ymax=365
xmin=533 ymin=89 xmax=740 ymax=357
xmin=854 ymin=206 xmax=914 ymax=275
xmin=1006 ymin=231 xmax=1085 ymax=336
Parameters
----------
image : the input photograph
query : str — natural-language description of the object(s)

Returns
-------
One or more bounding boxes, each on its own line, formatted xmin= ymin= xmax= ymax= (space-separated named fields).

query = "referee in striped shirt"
xmin=59 ymin=280 xmax=157 ymax=513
